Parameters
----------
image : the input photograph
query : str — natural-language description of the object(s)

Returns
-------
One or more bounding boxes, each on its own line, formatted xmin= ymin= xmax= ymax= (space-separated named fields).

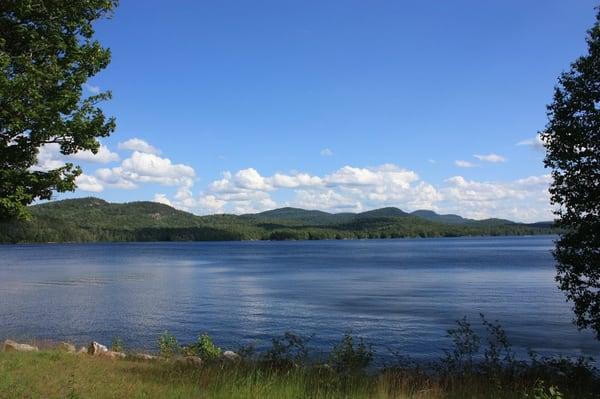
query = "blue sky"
xmin=39 ymin=1 xmax=598 ymax=221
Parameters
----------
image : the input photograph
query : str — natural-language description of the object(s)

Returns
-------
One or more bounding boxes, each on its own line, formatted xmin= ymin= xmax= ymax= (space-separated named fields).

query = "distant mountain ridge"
xmin=247 ymin=205 xmax=515 ymax=225
xmin=0 ymin=197 xmax=556 ymax=243
xmin=410 ymin=210 xmax=470 ymax=224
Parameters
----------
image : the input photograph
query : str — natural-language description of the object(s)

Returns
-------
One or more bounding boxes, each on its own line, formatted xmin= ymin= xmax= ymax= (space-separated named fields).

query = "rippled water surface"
xmin=1 ymin=236 xmax=598 ymax=360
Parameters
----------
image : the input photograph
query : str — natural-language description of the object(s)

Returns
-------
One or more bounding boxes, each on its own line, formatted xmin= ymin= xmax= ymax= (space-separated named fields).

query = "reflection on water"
xmin=0 ymin=236 xmax=598 ymax=361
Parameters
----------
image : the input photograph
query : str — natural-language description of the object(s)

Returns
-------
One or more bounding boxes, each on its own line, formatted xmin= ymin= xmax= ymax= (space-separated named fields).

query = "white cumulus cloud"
xmin=70 ymin=145 xmax=119 ymax=164
xmin=84 ymin=84 xmax=101 ymax=95
xmin=474 ymin=153 xmax=506 ymax=163
xmin=454 ymin=160 xmax=477 ymax=168
xmin=233 ymin=168 xmax=272 ymax=191
xmin=118 ymin=138 xmax=160 ymax=155
xmin=439 ymin=175 xmax=552 ymax=222
xmin=162 ymin=164 xmax=441 ymax=215
xmin=153 ymin=193 xmax=174 ymax=207
xmin=33 ymin=142 xmax=119 ymax=172
xmin=95 ymin=151 xmax=195 ymax=189
xmin=517 ymin=134 xmax=545 ymax=152
xmin=75 ymin=174 xmax=104 ymax=192
xmin=196 ymin=195 xmax=227 ymax=214
xmin=271 ymin=173 xmax=323 ymax=188
xmin=63 ymin=136 xmax=553 ymax=222
xmin=32 ymin=144 xmax=66 ymax=172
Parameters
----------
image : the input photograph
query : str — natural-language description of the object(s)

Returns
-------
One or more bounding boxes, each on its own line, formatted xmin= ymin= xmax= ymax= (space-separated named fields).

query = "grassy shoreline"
xmin=1 ymin=317 xmax=597 ymax=398
xmin=1 ymin=324 xmax=598 ymax=399
xmin=0 ymin=349 xmax=596 ymax=399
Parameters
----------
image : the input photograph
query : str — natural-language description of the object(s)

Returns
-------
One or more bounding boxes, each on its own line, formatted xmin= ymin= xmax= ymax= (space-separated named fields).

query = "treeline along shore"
xmin=0 ymin=197 xmax=556 ymax=244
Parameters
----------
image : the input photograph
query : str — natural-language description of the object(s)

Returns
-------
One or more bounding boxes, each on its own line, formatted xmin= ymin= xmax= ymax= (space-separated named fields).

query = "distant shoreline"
xmin=0 ymin=233 xmax=559 ymax=246
xmin=0 ymin=197 xmax=557 ymax=244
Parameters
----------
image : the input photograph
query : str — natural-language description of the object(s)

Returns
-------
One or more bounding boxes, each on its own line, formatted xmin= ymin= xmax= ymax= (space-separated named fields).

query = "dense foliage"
xmin=542 ymin=9 xmax=600 ymax=337
xmin=0 ymin=197 xmax=556 ymax=243
xmin=0 ymin=0 xmax=117 ymax=220
xmin=184 ymin=334 xmax=223 ymax=360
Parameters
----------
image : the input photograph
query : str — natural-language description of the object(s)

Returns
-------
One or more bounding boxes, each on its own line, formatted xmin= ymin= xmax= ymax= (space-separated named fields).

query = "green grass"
xmin=0 ymin=322 xmax=595 ymax=398
xmin=0 ymin=350 xmax=594 ymax=399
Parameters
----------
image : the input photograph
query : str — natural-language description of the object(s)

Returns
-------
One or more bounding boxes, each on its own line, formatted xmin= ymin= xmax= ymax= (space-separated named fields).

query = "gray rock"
xmin=134 ymin=353 xmax=158 ymax=361
xmin=2 ymin=340 xmax=38 ymax=352
xmin=98 ymin=350 xmax=126 ymax=359
xmin=77 ymin=346 xmax=88 ymax=355
xmin=88 ymin=341 xmax=108 ymax=355
xmin=222 ymin=350 xmax=241 ymax=362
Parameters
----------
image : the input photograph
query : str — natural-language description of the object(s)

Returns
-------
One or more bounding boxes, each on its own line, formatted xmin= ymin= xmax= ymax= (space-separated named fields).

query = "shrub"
xmin=328 ymin=333 xmax=373 ymax=373
xmin=480 ymin=314 xmax=515 ymax=373
xmin=263 ymin=332 xmax=312 ymax=368
xmin=158 ymin=331 xmax=180 ymax=357
xmin=441 ymin=316 xmax=480 ymax=374
xmin=237 ymin=341 xmax=258 ymax=361
xmin=185 ymin=333 xmax=222 ymax=360
xmin=528 ymin=353 xmax=597 ymax=387
xmin=526 ymin=380 xmax=564 ymax=399
xmin=111 ymin=337 xmax=124 ymax=353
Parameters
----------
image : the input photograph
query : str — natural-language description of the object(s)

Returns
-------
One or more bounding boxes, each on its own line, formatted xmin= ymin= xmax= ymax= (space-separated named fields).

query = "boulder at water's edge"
xmin=88 ymin=341 xmax=109 ymax=355
xmin=2 ymin=340 xmax=38 ymax=352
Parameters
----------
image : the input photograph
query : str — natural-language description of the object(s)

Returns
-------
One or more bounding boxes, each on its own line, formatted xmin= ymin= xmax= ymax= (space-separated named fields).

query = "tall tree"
xmin=0 ymin=0 xmax=117 ymax=220
xmin=542 ymin=8 xmax=600 ymax=337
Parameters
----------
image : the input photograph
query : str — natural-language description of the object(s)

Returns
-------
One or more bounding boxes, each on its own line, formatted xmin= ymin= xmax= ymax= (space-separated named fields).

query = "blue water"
xmin=1 ymin=236 xmax=598 ymax=361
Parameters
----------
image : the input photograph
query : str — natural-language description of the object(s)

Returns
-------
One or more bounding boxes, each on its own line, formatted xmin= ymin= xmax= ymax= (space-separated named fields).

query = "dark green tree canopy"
xmin=0 ymin=0 xmax=117 ymax=220
xmin=543 ymin=9 xmax=600 ymax=337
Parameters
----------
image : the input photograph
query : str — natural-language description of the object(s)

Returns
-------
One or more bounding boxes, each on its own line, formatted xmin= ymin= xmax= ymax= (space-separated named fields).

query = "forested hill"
xmin=0 ymin=197 xmax=555 ymax=243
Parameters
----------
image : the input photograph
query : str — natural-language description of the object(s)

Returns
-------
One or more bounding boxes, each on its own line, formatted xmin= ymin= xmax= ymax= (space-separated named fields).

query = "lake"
xmin=1 ymin=235 xmax=598 ymax=362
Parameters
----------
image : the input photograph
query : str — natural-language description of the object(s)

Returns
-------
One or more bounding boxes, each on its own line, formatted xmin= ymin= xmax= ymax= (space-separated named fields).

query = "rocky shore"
xmin=1 ymin=339 xmax=240 ymax=367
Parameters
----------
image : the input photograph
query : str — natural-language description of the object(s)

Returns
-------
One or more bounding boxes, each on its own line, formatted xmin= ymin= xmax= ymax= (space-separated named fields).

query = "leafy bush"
xmin=442 ymin=316 xmax=480 ymax=374
xmin=157 ymin=331 xmax=180 ymax=357
xmin=441 ymin=314 xmax=518 ymax=376
xmin=236 ymin=341 xmax=258 ymax=361
xmin=263 ymin=332 xmax=312 ymax=368
xmin=526 ymin=380 xmax=564 ymax=399
xmin=480 ymin=314 xmax=515 ymax=373
xmin=438 ymin=315 xmax=598 ymax=395
xmin=328 ymin=333 xmax=373 ymax=373
xmin=111 ymin=337 xmax=124 ymax=353
xmin=185 ymin=333 xmax=222 ymax=360
xmin=528 ymin=352 xmax=597 ymax=388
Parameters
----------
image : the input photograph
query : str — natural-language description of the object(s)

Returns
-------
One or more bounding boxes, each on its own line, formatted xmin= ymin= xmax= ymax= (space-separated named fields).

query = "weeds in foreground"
xmin=328 ymin=333 xmax=374 ymax=373
xmin=526 ymin=380 xmax=564 ymax=399
xmin=142 ymin=316 xmax=597 ymax=398
xmin=262 ymin=331 xmax=313 ymax=368
xmin=66 ymin=372 xmax=80 ymax=399
xmin=0 ymin=346 xmax=594 ymax=398
xmin=1 ymin=315 xmax=596 ymax=398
